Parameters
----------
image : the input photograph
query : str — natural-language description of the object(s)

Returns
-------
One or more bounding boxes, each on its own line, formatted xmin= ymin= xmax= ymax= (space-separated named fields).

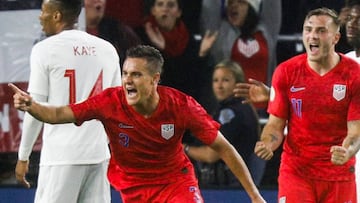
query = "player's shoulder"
xmin=158 ymin=86 xmax=194 ymax=104
xmin=275 ymin=53 xmax=307 ymax=73
xmin=103 ymin=86 xmax=123 ymax=94
xmin=340 ymin=53 xmax=360 ymax=66
xmin=96 ymin=86 xmax=123 ymax=101
xmin=158 ymin=86 xmax=204 ymax=117
xmin=337 ymin=54 xmax=360 ymax=80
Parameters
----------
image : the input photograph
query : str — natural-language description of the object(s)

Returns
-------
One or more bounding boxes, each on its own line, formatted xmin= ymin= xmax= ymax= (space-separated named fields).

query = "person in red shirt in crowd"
xmin=9 ymin=45 xmax=266 ymax=203
xmin=228 ymin=0 xmax=268 ymax=117
xmin=255 ymin=8 xmax=360 ymax=202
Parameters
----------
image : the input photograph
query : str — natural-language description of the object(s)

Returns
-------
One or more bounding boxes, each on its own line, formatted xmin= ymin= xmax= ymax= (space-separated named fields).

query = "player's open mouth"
xmin=309 ymin=44 xmax=319 ymax=52
xmin=126 ymin=88 xmax=137 ymax=97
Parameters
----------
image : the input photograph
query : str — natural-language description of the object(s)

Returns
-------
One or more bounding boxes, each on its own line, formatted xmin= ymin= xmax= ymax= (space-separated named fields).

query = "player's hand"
xmin=330 ymin=146 xmax=351 ymax=165
xmin=8 ymin=83 xmax=32 ymax=111
xmin=234 ymin=78 xmax=270 ymax=104
xmin=254 ymin=141 xmax=273 ymax=160
xmin=15 ymin=160 xmax=31 ymax=188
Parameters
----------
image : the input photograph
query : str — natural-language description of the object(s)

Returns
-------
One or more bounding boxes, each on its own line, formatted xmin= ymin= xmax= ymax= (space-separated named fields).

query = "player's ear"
xmin=333 ymin=31 xmax=340 ymax=45
xmin=153 ymin=72 xmax=161 ymax=85
xmin=53 ymin=10 xmax=62 ymax=22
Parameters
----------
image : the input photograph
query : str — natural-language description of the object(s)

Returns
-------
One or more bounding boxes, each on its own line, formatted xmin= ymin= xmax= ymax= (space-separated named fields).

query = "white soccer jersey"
xmin=19 ymin=30 xmax=121 ymax=165
xmin=346 ymin=51 xmax=360 ymax=63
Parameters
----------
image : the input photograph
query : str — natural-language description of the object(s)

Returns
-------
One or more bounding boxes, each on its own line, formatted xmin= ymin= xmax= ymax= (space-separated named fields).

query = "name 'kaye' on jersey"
xmin=73 ymin=46 xmax=96 ymax=56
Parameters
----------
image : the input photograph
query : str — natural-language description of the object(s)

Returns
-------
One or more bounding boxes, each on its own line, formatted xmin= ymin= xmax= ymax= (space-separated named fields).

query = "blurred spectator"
xmin=337 ymin=2 xmax=353 ymax=53
xmin=145 ymin=0 xmax=203 ymax=35
xmin=201 ymin=0 xmax=271 ymax=117
xmin=228 ymin=0 xmax=268 ymax=117
xmin=135 ymin=0 xmax=217 ymax=112
xmin=200 ymin=0 xmax=281 ymax=84
xmin=184 ymin=60 xmax=265 ymax=188
xmin=85 ymin=0 xmax=142 ymax=67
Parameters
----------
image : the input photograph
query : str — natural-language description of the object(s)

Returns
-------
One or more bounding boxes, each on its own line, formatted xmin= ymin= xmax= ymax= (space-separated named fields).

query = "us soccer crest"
xmin=333 ymin=84 xmax=346 ymax=101
xmin=161 ymin=124 xmax=174 ymax=140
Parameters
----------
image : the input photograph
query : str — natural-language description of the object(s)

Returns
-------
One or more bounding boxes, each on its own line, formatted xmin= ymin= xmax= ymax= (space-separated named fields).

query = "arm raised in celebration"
xmin=8 ymin=83 xmax=75 ymax=124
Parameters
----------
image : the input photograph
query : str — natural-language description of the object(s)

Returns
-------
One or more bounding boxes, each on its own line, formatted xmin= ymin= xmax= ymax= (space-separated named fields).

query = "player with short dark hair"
xmin=10 ymin=45 xmax=266 ymax=203
xmin=15 ymin=0 xmax=121 ymax=202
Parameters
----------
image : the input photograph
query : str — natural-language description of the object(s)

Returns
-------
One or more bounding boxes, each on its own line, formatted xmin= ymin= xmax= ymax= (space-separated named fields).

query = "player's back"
xmin=29 ymin=29 xmax=121 ymax=105
xmin=28 ymin=29 xmax=121 ymax=165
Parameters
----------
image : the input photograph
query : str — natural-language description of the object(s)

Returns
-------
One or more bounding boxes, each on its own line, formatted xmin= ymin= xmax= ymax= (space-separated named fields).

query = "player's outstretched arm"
xmin=8 ymin=83 xmax=76 ymax=124
xmin=234 ymin=78 xmax=270 ymax=104
xmin=183 ymin=143 xmax=220 ymax=163
xmin=209 ymin=132 xmax=266 ymax=203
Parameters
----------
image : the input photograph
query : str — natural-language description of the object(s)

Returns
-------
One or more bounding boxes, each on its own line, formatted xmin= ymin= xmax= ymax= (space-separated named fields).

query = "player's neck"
xmin=308 ymin=52 xmax=340 ymax=76
xmin=134 ymin=93 xmax=160 ymax=118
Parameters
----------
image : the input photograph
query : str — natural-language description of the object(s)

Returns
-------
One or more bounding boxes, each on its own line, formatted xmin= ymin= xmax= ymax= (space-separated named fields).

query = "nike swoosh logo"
xmin=290 ymin=86 xmax=305 ymax=92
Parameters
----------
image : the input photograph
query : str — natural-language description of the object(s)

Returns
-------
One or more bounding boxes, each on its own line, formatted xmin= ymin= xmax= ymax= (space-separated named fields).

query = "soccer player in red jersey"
xmin=9 ymin=45 xmax=266 ymax=203
xmin=253 ymin=8 xmax=360 ymax=202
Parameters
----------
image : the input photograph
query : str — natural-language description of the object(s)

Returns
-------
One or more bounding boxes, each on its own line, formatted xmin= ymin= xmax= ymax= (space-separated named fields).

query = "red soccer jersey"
xmin=269 ymin=53 xmax=360 ymax=181
xmin=70 ymin=86 xmax=220 ymax=189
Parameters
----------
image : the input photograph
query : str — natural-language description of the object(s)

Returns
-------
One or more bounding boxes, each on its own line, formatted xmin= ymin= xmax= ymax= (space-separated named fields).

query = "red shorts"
xmin=119 ymin=177 xmax=203 ymax=203
xmin=278 ymin=168 xmax=357 ymax=203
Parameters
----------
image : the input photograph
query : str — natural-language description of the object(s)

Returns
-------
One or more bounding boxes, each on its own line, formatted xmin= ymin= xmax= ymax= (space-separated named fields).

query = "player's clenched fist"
xmin=8 ymin=83 xmax=33 ymax=111
xmin=254 ymin=141 xmax=273 ymax=160
xmin=330 ymin=145 xmax=350 ymax=165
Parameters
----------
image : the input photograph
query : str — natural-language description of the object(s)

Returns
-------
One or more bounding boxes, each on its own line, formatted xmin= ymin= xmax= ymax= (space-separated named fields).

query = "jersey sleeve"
xmin=69 ymin=89 xmax=110 ymax=126
xmin=27 ymin=43 xmax=49 ymax=97
xmin=18 ymin=93 xmax=47 ymax=160
xmin=184 ymin=96 xmax=221 ymax=145
xmin=268 ymin=63 xmax=290 ymax=119
xmin=69 ymin=100 xmax=94 ymax=126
